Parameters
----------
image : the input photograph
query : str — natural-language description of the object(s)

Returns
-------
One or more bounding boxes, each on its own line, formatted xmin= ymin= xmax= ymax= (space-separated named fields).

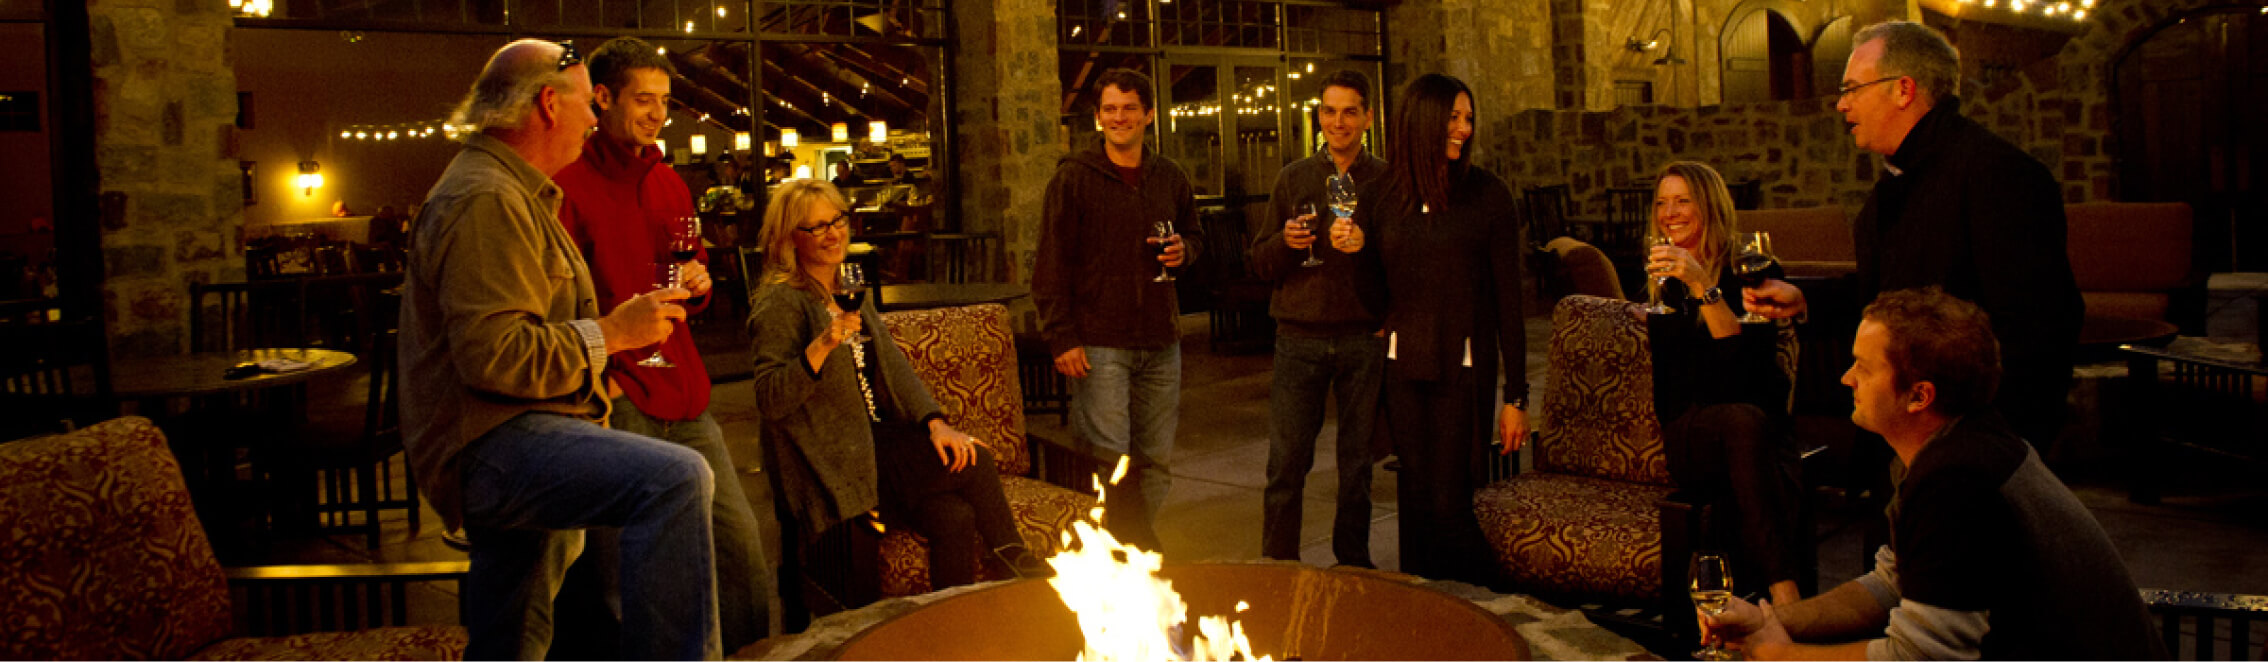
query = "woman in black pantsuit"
xmin=1351 ymin=74 xmax=1530 ymax=585
xmin=1641 ymin=161 xmax=1804 ymax=606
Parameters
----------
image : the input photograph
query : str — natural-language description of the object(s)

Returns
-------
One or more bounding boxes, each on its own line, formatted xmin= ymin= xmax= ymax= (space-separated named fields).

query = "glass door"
xmin=1159 ymin=55 xmax=1288 ymax=199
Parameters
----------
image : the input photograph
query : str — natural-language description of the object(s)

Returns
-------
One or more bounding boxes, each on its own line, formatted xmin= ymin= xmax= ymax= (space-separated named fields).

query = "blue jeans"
xmin=1069 ymin=344 xmax=1181 ymax=550
xmin=458 ymin=412 xmax=720 ymax=661
xmin=553 ymin=402 xmax=777 ymax=657
xmin=1262 ymin=333 xmax=1381 ymax=566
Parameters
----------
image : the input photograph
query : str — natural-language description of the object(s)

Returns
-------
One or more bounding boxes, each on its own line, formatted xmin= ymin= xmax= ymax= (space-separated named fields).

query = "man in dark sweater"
xmin=1034 ymin=69 xmax=1200 ymax=551
xmin=553 ymin=36 xmax=775 ymax=654
xmin=1249 ymin=70 xmax=1387 ymax=567
xmin=1705 ymin=288 xmax=2161 ymax=660
xmin=1745 ymin=21 xmax=2082 ymax=448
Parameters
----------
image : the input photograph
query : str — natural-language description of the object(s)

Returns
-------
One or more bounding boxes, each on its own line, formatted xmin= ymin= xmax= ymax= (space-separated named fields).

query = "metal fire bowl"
xmin=832 ymin=562 xmax=1530 ymax=660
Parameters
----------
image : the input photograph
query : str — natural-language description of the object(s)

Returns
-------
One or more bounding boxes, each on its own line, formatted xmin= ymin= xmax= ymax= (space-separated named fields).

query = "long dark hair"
xmin=1383 ymin=73 xmax=1474 ymax=214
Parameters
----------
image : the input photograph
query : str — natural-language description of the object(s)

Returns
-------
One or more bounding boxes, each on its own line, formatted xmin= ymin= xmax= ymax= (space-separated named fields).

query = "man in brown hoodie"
xmin=1034 ymin=69 xmax=1200 ymax=551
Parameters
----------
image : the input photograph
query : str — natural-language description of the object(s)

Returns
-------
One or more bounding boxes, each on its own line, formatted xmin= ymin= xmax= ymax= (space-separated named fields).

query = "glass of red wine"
xmin=1297 ymin=204 xmax=1324 ymax=268
xmin=1151 ymin=220 xmax=1177 ymax=283
xmin=1733 ymin=231 xmax=1777 ymax=324
xmin=670 ymin=215 xmax=702 ymax=265
xmin=635 ymin=262 xmax=677 ymax=367
xmin=835 ymin=262 xmax=871 ymax=344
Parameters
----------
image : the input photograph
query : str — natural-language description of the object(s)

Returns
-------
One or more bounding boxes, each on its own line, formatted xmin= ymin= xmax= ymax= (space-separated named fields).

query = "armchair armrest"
xmin=225 ymin=560 xmax=469 ymax=636
xmin=1027 ymin=430 xmax=1108 ymax=492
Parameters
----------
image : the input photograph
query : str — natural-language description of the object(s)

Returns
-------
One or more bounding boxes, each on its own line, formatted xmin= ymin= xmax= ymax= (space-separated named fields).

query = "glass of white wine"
xmin=1642 ymin=234 xmax=1676 ymax=315
xmin=1691 ymin=551 xmax=1736 ymax=661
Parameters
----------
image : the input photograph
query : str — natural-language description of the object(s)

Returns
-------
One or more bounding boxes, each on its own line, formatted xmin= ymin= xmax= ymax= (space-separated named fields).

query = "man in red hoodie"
xmin=552 ymin=36 xmax=774 ymax=655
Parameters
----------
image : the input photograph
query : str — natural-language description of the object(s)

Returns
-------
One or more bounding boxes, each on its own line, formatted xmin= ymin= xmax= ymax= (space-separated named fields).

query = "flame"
xmin=1046 ymin=457 xmax=1271 ymax=661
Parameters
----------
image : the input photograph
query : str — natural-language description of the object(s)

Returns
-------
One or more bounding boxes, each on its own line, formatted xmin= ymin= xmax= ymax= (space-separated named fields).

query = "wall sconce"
xmin=735 ymin=131 xmax=752 ymax=152
xmin=831 ymin=122 xmax=850 ymax=143
xmin=690 ymin=134 xmax=708 ymax=156
xmin=1626 ymin=29 xmax=1685 ymax=65
xmin=295 ymin=160 xmax=323 ymax=196
xmin=868 ymin=121 xmax=888 ymax=144
xmin=781 ymin=128 xmax=799 ymax=148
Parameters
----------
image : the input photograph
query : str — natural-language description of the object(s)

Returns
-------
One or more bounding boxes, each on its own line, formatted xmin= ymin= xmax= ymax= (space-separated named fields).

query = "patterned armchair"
xmin=871 ymin=303 xmax=1100 ymax=597
xmin=0 ymin=416 xmax=467 ymax=660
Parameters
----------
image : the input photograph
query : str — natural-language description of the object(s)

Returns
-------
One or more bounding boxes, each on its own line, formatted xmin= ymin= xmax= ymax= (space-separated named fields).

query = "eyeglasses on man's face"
xmin=1835 ymin=75 xmax=1900 ymax=98
xmin=795 ymin=213 xmax=851 ymax=237
xmin=555 ymin=40 xmax=581 ymax=70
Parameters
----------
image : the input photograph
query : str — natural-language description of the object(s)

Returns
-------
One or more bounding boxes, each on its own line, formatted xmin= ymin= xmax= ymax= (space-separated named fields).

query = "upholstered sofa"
xmin=0 ymin=416 xmax=467 ymax=660
xmin=2065 ymin=201 xmax=2198 ymax=326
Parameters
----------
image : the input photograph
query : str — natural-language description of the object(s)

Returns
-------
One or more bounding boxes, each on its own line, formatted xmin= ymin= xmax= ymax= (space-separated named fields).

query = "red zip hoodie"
xmin=555 ymin=134 xmax=712 ymax=421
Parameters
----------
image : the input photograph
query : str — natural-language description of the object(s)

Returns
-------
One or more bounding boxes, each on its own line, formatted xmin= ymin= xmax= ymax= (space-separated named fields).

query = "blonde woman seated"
xmin=1644 ymin=161 xmax=1803 ymax=606
xmin=749 ymin=179 xmax=1049 ymax=589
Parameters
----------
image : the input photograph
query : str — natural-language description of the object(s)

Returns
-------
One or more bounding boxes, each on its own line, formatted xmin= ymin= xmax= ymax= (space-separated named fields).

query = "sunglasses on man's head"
xmin=555 ymin=40 xmax=581 ymax=70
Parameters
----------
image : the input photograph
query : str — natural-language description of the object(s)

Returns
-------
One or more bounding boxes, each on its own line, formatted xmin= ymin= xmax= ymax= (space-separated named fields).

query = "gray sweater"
xmin=747 ymin=280 xmax=942 ymax=539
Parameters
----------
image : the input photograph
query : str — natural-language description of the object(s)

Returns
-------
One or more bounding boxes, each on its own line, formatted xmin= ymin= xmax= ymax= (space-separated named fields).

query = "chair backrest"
xmin=1728 ymin=179 xmax=1764 ymax=210
xmin=2142 ymin=589 xmax=2268 ymax=660
xmin=1535 ymin=295 xmax=1670 ymax=484
xmin=1737 ymin=206 xmax=1853 ymax=264
xmin=879 ymin=303 xmax=1031 ymax=477
xmin=0 ymin=314 xmax=112 ymax=440
xmin=1602 ymin=187 xmax=1652 ymax=253
xmin=365 ymin=329 xmax=403 ymax=454
xmin=2066 ymin=201 xmax=2193 ymax=294
xmin=1198 ymin=204 xmax=1256 ymax=286
xmin=1541 ymin=236 xmax=1625 ymax=301
xmin=190 ymin=279 xmax=308 ymax=352
xmin=1524 ymin=185 xmax=1572 ymax=249
xmin=0 ymin=416 xmax=232 ymax=659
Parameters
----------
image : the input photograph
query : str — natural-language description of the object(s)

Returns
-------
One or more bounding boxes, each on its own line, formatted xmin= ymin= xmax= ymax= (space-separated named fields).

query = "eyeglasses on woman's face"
xmin=795 ymin=212 xmax=851 ymax=237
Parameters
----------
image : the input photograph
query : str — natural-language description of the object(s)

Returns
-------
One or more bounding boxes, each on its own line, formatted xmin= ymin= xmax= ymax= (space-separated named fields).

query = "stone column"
xmin=1390 ymin=0 xmax=1557 ymax=179
xmin=951 ymin=0 xmax=1064 ymax=329
xmin=89 ymin=0 xmax=242 ymax=358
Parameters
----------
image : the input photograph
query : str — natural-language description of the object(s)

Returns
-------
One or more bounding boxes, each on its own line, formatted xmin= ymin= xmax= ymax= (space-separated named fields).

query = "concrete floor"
xmin=245 ymin=276 xmax=2268 ymax=656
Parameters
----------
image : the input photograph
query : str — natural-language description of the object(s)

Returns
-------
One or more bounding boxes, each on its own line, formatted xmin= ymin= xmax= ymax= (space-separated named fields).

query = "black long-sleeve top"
xmin=1649 ymin=264 xmax=1790 ymax=426
xmin=1353 ymin=166 xmax=1529 ymax=403
xmin=1249 ymin=150 xmax=1389 ymax=337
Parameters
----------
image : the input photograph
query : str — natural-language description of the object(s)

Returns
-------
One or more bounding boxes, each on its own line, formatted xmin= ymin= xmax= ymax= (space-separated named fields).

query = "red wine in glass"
xmin=835 ymin=262 xmax=872 ymax=343
xmin=1734 ymin=254 xmax=1776 ymax=288
xmin=670 ymin=216 xmax=702 ymax=263
xmin=1732 ymin=231 xmax=1775 ymax=324
xmin=1150 ymin=220 xmax=1176 ymax=282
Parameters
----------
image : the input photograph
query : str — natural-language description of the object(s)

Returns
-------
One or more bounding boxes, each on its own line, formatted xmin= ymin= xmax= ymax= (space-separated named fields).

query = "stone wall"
xmin=951 ymin=0 xmax=1064 ymax=330
xmin=1489 ymin=0 xmax=2217 ymax=219
xmin=90 ymin=0 xmax=241 ymax=358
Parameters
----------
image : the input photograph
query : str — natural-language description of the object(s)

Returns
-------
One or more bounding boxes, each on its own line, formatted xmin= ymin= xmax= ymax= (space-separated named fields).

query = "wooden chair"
xmin=2142 ymin=589 xmax=2268 ymax=660
xmin=265 ymin=329 xmax=420 ymax=549
xmin=1197 ymin=205 xmax=1273 ymax=354
xmin=0 ymin=307 xmax=112 ymax=441
xmin=1523 ymin=184 xmax=1573 ymax=249
xmin=0 ymin=416 xmax=467 ymax=659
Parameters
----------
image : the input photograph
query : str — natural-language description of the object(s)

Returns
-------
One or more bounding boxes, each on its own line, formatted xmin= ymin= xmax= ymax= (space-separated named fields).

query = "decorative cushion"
xmin=1533 ymin=295 xmax=1670 ymax=485
xmin=0 ymin=416 xmax=234 ymax=660
xmin=877 ymin=475 xmax=1094 ymax=597
xmin=190 ymin=626 xmax=469 ymax=661
xmin=1475 ymin=473 xmax=1671 ymax=602
xmin=882 ymin=304 xmax=1031 ymax=476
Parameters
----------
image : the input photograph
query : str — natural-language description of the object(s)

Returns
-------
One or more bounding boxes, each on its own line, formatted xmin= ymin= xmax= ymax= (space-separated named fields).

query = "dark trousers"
xmin=1383 ymin=368 xmax=1493 ymax=584
xmin=1664 ymin=403 xmax=1803 ymax=589
xmin=873 ymin=422 xmax=1023 ymax=589
xmin=1262 ymin=333 xmax=1381 ymax=566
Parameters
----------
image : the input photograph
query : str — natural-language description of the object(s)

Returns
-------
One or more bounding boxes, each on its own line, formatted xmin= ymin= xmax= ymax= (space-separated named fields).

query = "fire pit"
xmin=832 ymin=562 xmax=1529 ymax=660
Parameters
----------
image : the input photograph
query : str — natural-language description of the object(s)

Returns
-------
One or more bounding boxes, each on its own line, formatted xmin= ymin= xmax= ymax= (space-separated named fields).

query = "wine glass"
xmin=1327 ymin=173 xmax=1358 ymax=251
xmin=1732 ymin=232 xmax=1777 ymax=324
xmin=635 ymin=262 xmax=677 ymax=368
xmin=1641 ymin=234 xmax=1675 ymax=315
xmin=669 ymin=215 xmax=702 ymax=266
xmin=1690 ymin=551 xmax=1736 ymax=661
xmin=835 ymin=262 xmax=871 ymax=344
xmin=1297 ymin=204 xmax=1324 ymax=267
xmin=1150 ymin=220 xmax=1177 ymax=283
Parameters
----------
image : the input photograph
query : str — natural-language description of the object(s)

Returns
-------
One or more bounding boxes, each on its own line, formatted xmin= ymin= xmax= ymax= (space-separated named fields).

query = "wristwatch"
xmin=1688 ymin=286 xmax=1725 ymax=306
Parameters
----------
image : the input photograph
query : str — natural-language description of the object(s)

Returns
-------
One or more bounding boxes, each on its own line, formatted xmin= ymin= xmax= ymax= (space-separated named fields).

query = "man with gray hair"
xmin=399 ymin=38 xmax=718 ymax=659
xmin=1744 ymin=20 xmax=2082 ymax=448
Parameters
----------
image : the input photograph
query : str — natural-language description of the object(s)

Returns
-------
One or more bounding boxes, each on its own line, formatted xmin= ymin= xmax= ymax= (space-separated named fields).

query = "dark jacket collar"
xmin=578 ymin=131 xmax=664 ymax=181
xmin=1064 ymin=139 xmax=1160 ymax=178
xmin=1886 ymin=95 xmax=1965 ymax=176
